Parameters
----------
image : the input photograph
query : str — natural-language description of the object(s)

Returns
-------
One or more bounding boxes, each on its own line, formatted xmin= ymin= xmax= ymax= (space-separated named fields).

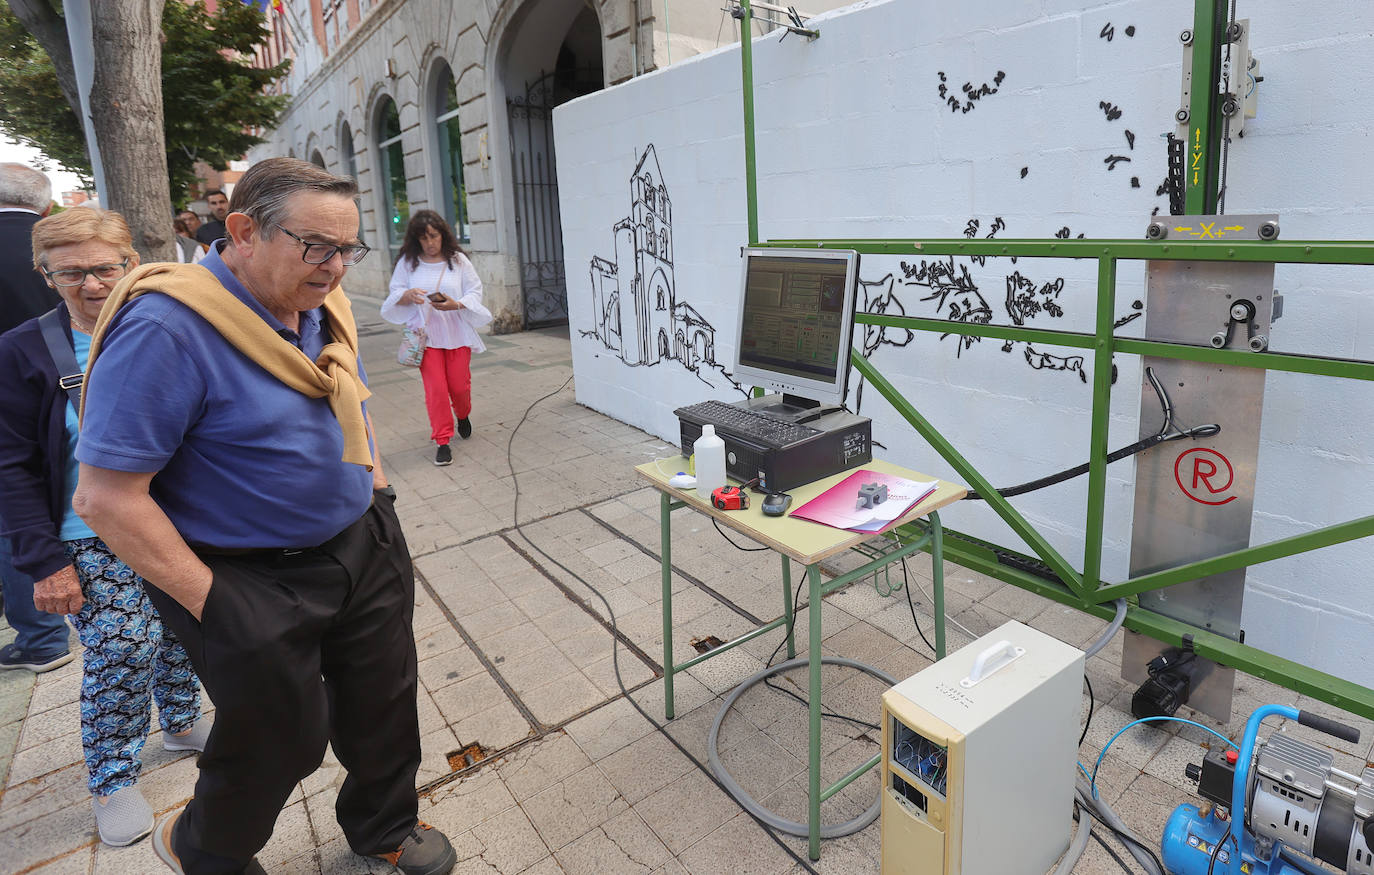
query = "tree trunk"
xmin=90 ymin=1 xmax=174 ymax=264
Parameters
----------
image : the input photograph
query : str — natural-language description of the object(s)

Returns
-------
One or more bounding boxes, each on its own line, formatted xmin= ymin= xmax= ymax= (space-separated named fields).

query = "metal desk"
xmin=634 ymin=457 xmax=967 ymax=860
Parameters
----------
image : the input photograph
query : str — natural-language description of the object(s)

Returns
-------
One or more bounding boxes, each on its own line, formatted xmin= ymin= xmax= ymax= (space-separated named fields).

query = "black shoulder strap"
xmin=37 ymin=308 xmax=83 ymax=407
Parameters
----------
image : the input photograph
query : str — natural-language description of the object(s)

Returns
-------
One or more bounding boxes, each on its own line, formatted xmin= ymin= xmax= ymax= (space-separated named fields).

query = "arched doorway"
xmin=499 ymin=0 xmax=604 ymax=328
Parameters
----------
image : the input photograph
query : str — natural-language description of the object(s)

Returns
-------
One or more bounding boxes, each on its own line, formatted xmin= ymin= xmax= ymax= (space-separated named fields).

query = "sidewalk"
xmin=3 ymin=300 xmax=1370 ymax=874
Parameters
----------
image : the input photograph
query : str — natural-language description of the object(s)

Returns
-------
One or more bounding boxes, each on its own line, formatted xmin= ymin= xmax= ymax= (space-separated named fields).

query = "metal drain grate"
xmin=691 ymin=635 xmax=725 ymax=654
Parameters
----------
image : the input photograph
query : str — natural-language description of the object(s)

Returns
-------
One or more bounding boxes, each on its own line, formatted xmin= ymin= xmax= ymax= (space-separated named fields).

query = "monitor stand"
xmin=751 ymin=393 xmax=843 ymax=424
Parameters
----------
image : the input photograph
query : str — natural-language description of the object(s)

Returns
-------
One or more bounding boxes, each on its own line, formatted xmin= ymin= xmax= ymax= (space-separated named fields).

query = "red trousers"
xmin=419 ymin=346 xmax=472 ymax=445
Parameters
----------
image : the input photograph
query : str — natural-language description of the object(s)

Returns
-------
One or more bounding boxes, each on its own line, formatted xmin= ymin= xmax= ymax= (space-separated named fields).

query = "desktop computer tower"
xmin=675 ymin=396 xmax=871 ymax=493
xmin=880 ymin=621 xmax=1083 ymax=875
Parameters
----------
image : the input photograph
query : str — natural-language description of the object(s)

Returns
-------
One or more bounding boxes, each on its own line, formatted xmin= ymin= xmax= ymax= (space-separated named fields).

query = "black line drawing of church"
xmin=585 ymin=145 xmax=731 ymax=388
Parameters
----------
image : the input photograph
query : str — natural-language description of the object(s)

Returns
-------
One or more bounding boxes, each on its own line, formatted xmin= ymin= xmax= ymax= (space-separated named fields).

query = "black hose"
xmin=965 ymin=434 xmax=1164 ymax=500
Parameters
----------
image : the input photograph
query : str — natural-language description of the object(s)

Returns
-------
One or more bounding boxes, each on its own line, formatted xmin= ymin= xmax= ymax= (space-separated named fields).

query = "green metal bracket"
xmin=1184 ymin=0 xmax=1227 ymax=215
xmin=850 ymin=351 xmax=1086 ymax=596
xmin=740 ymin=0 xmax=759 ymax=245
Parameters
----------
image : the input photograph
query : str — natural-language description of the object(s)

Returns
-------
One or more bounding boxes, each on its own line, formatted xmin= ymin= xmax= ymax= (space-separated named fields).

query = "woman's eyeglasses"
xmin=44 ymin=260 xmax=130 ymax=287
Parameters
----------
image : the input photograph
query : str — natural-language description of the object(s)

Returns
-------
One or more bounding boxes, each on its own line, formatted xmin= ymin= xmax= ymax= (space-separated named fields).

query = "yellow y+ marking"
xmin=1192 ymin=127 xmax=1204 ymax=186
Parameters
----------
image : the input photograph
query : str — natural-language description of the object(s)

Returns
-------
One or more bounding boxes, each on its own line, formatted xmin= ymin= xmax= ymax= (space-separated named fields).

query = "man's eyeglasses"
xmin=43 ymin=260 xmax=130 ymax=287
xmin=276 ymin=226 xmax=370 ymax=266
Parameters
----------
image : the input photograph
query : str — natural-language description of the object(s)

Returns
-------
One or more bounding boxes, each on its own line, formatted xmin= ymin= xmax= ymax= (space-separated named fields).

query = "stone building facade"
xmin=250 ymin=0 xmax=848 ymax=332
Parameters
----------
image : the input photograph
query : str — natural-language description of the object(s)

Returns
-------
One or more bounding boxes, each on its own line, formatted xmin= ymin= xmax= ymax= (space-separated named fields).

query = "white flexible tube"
xmin=1084 ymin=598 xmax=1128 ymax=661
xmin=1052 ymin=599 xmax=1130 ymax=872
xmin=1075 ymin=778 xmax=1164 ymax=875
xmin=708 ymin=656 xmax=898 ymax=838
xmin=1053 ymin=802 xmax=1094 ymax=875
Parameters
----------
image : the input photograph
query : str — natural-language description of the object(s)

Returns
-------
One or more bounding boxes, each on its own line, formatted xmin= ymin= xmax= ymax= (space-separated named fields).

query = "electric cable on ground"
xmin=899 ymin=553 xmax=937 ymax=655
xmin=503 ymin=374 xmax=822 ymax=874
xmin=703 ymin=522 xmax=982 ymax=837
xmin=760 ymin=573 xmax=879 ymax=732
xmin=1080 ymin=674 xmax=1095 ymax=748
xmin=1076 ymin=775 xmax=1166 ymax=875
xmin=507 ymin=383 xmax=1136 ymax=858
xmin=1090 ymin=824 xmax=1137 ymax=873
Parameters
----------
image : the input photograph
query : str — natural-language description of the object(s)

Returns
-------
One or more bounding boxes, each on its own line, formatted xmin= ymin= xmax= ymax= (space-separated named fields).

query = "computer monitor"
xmin=732 ymin=247 xmax=861 ymax=416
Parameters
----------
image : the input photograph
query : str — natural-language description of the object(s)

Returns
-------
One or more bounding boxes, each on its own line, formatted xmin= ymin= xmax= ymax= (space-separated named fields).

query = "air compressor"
xmin=1163 ymin=704 xmax=1372 ymax=874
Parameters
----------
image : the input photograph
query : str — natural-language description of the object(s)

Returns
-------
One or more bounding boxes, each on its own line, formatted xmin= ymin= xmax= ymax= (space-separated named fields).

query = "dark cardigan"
xmin=0 ymin=302 xmax=79 ymax=581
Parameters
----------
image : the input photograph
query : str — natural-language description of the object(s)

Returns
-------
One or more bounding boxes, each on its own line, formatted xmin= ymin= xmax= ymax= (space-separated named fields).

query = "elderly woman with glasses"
xmin=0 ymin=208 xmax=209 ymax=848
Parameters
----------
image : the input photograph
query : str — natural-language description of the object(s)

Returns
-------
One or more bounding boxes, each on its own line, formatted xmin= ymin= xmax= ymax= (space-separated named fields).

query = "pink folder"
xmin=789 ymin=469 xmax=939 ymax=534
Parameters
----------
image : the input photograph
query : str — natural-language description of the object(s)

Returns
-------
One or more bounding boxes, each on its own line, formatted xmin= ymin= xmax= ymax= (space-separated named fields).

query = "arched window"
xmin=432 ymin=64 xmax=470 ymax=242
xmin=339 ymin=121 xmax=358 ymax=180
xmin=338 ymin=121 xmax=363 ymax=243
xmin=375 ymin=97 xmax=408 ymax=256
xmin=310 ymin=150 xmax=326 ymax=169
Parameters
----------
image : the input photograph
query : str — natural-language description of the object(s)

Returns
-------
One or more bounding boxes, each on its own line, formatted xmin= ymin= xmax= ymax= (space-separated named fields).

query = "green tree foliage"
xmin=0 ymin=0 xmax=291 ymax=203
xmin=0 ymin=5 xmax=87 ymax=178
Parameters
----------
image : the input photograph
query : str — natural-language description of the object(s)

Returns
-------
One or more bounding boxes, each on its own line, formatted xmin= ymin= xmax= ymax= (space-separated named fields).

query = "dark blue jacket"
xmin=0 ymin=303 xmax=76 ymax=580
xmin=0 ymin=210 xmax=58 ymax=335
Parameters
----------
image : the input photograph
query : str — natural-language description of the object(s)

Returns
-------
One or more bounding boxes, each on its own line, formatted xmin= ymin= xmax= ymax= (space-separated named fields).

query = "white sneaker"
xmin=93 ymin=786 xmax=155 ymax=846
xmin=163 ymin=716 xmax=212 ymax=753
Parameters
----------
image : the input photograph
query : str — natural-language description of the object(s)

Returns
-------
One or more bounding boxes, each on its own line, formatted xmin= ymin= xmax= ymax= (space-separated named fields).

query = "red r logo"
xmin=1174 ymin=448 xmax=1237 ymax=505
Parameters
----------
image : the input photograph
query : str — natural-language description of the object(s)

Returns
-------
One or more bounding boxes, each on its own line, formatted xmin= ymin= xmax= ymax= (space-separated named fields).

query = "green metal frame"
xmin=730 ymin=0 xmax=1374 ymax=719
xmin=1185 ymin=0 xmax=1227 ymax=215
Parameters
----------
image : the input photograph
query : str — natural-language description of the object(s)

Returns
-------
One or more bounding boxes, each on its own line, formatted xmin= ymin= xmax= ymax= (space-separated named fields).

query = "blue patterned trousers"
xmin=65 ymin=537 xmax=202 ymax=797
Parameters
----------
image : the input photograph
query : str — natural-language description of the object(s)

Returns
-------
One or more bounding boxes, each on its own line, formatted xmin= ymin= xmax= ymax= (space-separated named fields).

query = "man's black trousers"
xmin=145 ymin=496 xmax=421 ymax=874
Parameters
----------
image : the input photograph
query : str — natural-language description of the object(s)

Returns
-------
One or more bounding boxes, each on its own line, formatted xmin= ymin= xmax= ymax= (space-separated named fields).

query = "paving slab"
xmin=1 ymin=315 xmax=1363 ymax=873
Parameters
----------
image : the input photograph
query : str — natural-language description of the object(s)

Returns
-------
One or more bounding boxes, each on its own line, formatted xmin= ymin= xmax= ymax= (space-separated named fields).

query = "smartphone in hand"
xmin=428 ymin=292 xmax=448 ymax=303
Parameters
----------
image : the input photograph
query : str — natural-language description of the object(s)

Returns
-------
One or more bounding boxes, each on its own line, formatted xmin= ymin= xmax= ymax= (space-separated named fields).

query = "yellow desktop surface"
xmin=635 ymin=457 xmax=967 ymax=566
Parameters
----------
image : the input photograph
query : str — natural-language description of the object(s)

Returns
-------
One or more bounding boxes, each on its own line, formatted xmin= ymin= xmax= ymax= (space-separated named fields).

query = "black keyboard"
xmin=675 ymin=400 xmax=822 ymax=448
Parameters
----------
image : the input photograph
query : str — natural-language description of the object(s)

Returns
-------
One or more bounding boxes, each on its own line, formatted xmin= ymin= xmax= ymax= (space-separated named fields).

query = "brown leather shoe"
xmin=152 ymin=809 xmax=267 ymax=874
xmin=151 ymin=811 xmax=184 ymax=874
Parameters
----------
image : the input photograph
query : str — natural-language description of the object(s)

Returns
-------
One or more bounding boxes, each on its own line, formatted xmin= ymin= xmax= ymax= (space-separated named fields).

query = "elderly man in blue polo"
xmin=72 ymin=158 xmax=456 ymax=875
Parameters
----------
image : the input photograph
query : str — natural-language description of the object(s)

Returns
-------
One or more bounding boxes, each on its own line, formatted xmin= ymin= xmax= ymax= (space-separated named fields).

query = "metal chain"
xmin=1218 ymin=0 xmax=1239 ymax=213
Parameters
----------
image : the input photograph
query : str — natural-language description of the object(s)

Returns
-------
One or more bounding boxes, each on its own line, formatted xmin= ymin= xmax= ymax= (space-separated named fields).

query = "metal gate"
xmin=507 ymin=73 xmax=569 ymax=328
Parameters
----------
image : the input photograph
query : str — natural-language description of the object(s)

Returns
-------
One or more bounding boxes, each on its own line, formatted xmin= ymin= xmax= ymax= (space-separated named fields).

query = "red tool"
xmin=711 ymin=485 xmax=749 ymax=511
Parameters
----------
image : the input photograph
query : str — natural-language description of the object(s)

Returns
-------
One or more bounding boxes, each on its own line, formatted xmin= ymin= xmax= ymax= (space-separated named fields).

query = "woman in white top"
xmin=380 ymin=211 xmax=491 ymax=466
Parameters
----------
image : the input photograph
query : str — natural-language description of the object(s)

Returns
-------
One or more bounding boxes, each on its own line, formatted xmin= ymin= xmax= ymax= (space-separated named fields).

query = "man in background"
xmin=0 ymin=162 xmax=72 ymax=673
xmin=0 ymin=163 xmax=56 ymax=334
xmin=193 ymin=189 xmax=229 ymax=245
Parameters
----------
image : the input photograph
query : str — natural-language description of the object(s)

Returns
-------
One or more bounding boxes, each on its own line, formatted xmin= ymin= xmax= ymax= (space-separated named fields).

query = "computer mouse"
xmin=761 ymin=492 xmax=792 ymax=516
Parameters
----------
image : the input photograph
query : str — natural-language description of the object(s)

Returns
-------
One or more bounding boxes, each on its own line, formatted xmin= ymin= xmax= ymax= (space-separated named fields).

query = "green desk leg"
xmin=661 ymin=491 xmax=675 ymax=720
xmin=930 ymin=510 xmax=946 ymax=661
xmin=782 ymin=556 xmax=796 ymax=660
xmin=807 ymin=563 xmax=823 ymax=861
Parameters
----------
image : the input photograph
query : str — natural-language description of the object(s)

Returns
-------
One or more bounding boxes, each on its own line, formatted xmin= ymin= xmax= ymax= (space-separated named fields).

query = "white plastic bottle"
xmin=693 ymin=424 xmax=727 ymax=501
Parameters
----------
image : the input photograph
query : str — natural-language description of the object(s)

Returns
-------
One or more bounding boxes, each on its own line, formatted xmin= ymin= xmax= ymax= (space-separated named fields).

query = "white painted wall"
xmin=553 ymin=0 xmax=1374 ymax=686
